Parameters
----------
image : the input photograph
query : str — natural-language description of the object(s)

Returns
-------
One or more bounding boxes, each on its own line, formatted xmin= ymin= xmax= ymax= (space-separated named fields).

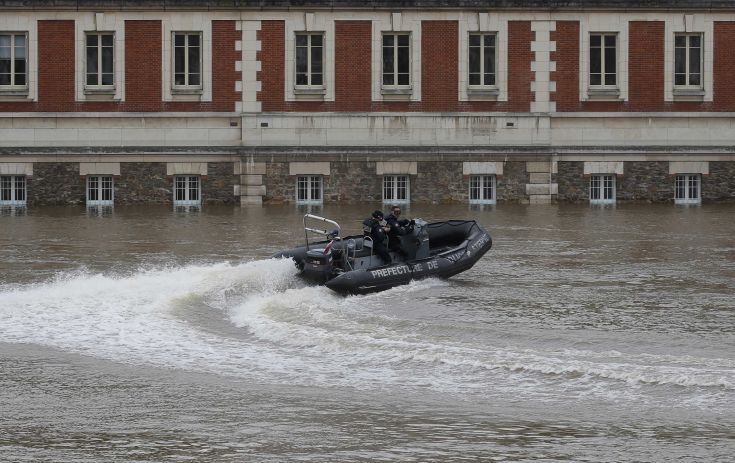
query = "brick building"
xmin=1 ymin=0 xmax=734 ymax=207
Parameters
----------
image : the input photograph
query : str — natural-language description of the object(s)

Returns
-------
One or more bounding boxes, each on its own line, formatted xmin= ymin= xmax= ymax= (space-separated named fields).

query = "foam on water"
xmin=1 ymin=259 xmax=733 ymax=403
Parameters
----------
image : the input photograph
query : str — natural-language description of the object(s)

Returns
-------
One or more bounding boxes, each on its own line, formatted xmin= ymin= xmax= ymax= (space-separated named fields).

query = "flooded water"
xmin=1 ymin=203 xmax=734 ymax=462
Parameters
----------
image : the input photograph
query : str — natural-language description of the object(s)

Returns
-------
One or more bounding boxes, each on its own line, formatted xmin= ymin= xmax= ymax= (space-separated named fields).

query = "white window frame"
xmin=86 ymin=175 xmax=114 ymax=206
xmin=675 ymin=174 xmax=701 ymax=205
xmin=296 ymin=175 xmax=323 ymax=205
xmin=172 ymin=31 xmax=203 ymax=91
xmin=174 ymin=175 xmax=201 ymax=206
xmin=469 ymin=175 xmax=496 ymax=205
xmin=589 ymin=174 xmax=616 ymax=205
xmin=85 ymin=32 xmax=115 ymax=90
xmin=0 ymin=32 xmax=27 ymax=91
xmin=468 ymin=33 xmax=497 ymax=90
xmin=589 ymin=33 xmax=617 ymax=89
xmin=294 ymin=32 xmax=324 ymax=89
xmin=0 ymin=175 xmax=27 ymax=206
xmin=381 ymin=32 xmax=412 ymax=90
xmin=674 ymin=33 xmax=703 ymax=89
xmin=383 ymin=175 xmax=410 ymax=204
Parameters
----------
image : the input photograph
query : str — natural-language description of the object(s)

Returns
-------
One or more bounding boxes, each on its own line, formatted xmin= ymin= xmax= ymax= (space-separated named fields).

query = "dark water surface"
xmin=1 ymin=204 xmax=734 ymax=462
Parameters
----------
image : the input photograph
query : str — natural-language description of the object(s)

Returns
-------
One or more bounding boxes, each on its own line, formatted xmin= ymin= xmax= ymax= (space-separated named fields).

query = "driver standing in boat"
xmin=385 ymin=205 xmax=413 ymax=260
xmin=363 ymin=210 xmax=392 ymax=264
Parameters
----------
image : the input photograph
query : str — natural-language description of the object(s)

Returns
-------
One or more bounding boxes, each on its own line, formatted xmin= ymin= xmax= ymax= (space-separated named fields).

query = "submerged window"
xmin=383 ymin=175 xmax=409 ymax=204
xmin=469 ymin=175 xmax=496 ymax=204
xmin=675 ymin=174 xmax=701 ymax=204
xmin=590 ymin=174 xmax=616 ymax=204
xmin=296 ymin=175 xmax=323 ymax=204
xmin=174 ymin=175 xmax=201 ymax=205
xmin=87 ymin=175 xmax=114 ymax=206
xmin=0 ymin=175 xmax=26 ymax=206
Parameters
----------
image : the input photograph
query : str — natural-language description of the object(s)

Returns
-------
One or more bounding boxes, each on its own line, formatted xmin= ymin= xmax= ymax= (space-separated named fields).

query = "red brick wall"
xmin=550 ymin=21 xmax=580 ymax=112
xmin=714 ymin=22 xmax=735 ymax=109
xmin=627 ymin=21 xmax=666 ymax=111
xmin=335 ymin=21 xmax=372 ymax=110
xmin=504 ymin=21 xmax=534 ymax=112
xmin=125 ymin=20 xmax=162 ymax=112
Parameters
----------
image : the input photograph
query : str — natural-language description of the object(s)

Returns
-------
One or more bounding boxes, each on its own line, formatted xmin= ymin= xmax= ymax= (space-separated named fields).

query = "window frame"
xmin=296 ymin=175 xmax=323 ymax=205
xmin=588 ymin=32 xmax=617 ymax=89
xmin=84 ymin=32 xmax=115 ymax=90
xmin=674 ymin=174 xmax=701 ymax=205
xmin=589 ymin=174 xmax=616 ymax=205
xmin=469 ymin=174 xmax=496 ymax=205
xmin=0 ymin=175 xmax=27 ymax=206
xmin=382 ymin=175 xmax=410 ymax=204
xmin=86 ymin=175 xmax=114 ymax=206
xmin=674 ymin=33 xmax=703 ymax=89
xmin=172 ymin=31 xmax=203 ymax=91
xmin=381 ymin=32 xmax=412 ymax=89
xmin=468 ymin=32 xmax=497 ymax=89
xmin=294 ymin=32 xmax=324 ymax=89
xmin=0 ymin=32 xmax=28 ymax=91
xmin=173 ymin=175 xmax=201 ymax=206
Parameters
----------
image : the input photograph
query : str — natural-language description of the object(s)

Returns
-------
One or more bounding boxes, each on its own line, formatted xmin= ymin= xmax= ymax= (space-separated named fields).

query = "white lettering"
xmin=427 ymin=260 xmax=439 ymax=270
xmin=471 ymin=234 xmax=490 ymax=251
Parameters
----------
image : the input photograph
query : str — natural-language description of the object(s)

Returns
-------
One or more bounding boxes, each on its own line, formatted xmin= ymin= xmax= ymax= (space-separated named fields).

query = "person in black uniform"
xmin=385 ymin=205 xmax=414 ymax=260
xmin=363 ymin=210 xmax=392 ymax=264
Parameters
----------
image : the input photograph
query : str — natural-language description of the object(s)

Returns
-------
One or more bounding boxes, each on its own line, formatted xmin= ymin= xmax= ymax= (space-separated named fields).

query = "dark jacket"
xmin=385 ymin=214 xmax=412 ymax=244
xmin=363 ymin=217 xmax=388 ymax=244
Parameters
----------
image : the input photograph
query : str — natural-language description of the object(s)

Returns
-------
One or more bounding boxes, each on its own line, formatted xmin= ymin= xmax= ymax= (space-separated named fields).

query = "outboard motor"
xmin=302 ymin=248 xmax=334 ymax=283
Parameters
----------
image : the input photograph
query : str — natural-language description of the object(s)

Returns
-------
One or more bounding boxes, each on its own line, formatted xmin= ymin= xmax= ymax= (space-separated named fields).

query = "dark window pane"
xmin=674 ymin=73 xmax=685 ymax=86
xmin=311 ymin=73 xmax=322 ymax=86
xmin=87 ymin=34 xmax=98 ymax=47
xmin=689 ymin=73 xmax=700 ymax=86
xmin=102 ymin=73 xmax=113 ymax=85
xmin=174 ymin=34 xmax=185 ymax=47
xmin=484 ymin=71 xmax=495 ymax=86
xmin=14 ymin=39 xmax=25 ymax=59
xmin=0 ymin=36 xmax=9 ymax=48
xmin=15 ymin=67 xmax=25 ymax=85
xmin=188 ymin=34 xmax=200 ymax=47
xmin=101 ymin=34 xmax=113 ymax=47
xmin=383 ymin=73 xmax=394 ymax=86
xmin=397 ymin=34 xmax=409 ymax=47
xmin=397 ymin=46 xmax=409 ymax=74
xmin=311 ymin=47 xmax=322 ymax=74
xmin=469 ymin=73 xmax=480 ymax=86
xmin=590 ymin=35 xmax=601 ymax=47
xmin=383 ymin=46 xmax=394 ymax=74
xmin=296 ymin=47 xmax=307 ymax=73
xmin=590 ymin=73 xmax=601 ymax=86
xmin=189 ymin=73 xmax=200 ymax=86
xmin=0 ymin=73 xmax=9 ymax=85
xmin=604 ymin=72 xmax=616 ymax=86
xmin=296 ymin=34 xmax=307 ymax=46
xmin=689 ymin=47 xmax=701 ymax=75
xmin=311 ymin=34 xmax=322 ymax=47
xmin=0 ymin=59 xmax=9 ymax=74
xmin=397 ymin=73 xmax=409 ymax=86
xmin=690 ymin=35 xmax=701 ymax=48
xmin=675 ymin=35 xmax=686 ymax=47
xmin=102 ymin=46 xmax=113 ymax=74
xmin=382 ymin=34 xmax=393 ymax=47
xmin=604 ymin=46 xmax=616 ymax=74
xmin=590 ymin=47 xmax=601 ymax=75
xmin=484 ymin=34 xmax=495 ymax=47
xmin=469 ymin=34 xmax=480 ymax=47
xmin=469 ymin=45 xmax=480 ymax=74
xmin=674 ymin=48 xmax=686 ymax=74
xmin=174 ymin=47 xmax=185 ymax=73
xmin=175 ymin=73 xmax=185 ymax=85
xmin=87 ymin=47 xmax=98 ymax=84
xmin=296 ymin=73 xmax=308 ymax=85
xmin=0 ymin=46 xmax=9 ymax=60
xmin=604 ymin=35 xmax=615 ymax=47
xmin=484 ymin=47 xmax=494 ymax=74
xmin=188 ymin=48 xmax=200 ymax=75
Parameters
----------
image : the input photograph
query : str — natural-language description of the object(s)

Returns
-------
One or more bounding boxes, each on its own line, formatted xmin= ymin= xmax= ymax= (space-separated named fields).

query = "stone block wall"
xmin=497 ymin=161 xmax=529 ymax=203
xmin=27 ymin=162 xmax=84 ymax=206
xmin=116 ymin=162 xmax=169 ymax=204
xmin=263 ymin=162 xmax=291 ymax=203
xmin=705 ymin=161 xmax=735 ymax=202
xmin=328 ymin=161 xmax=381 ymax=203
xmin=414 ymin=161 xmax=464 ymax=203
xmin=618 ymin=161 xmax=672 ymax=202
xmin=203 ymin=162 xmax=237 ymax=204
xmin=557 ymin=161 xmax=587 ymax=202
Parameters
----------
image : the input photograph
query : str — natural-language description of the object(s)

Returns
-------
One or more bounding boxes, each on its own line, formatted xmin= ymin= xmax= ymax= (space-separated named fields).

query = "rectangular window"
xmin=674 ymin=34 xmax=702 ymax=87
xmin=295 ymin=33 xmax=323 ymax=87
xmin=86 ymin=33 xmax=114 ymax=87
xmin=468 ymin=33 xmax=496 ymax=87
xmin=675 ymin=174 xmax=701 ymax=204
xmin=296 ymin=175 xmax=323 ymax=204
xmin=382 ymin=33 xmax=410 ymax=87
xmin=590 ymin=174 xmax=616 ymax=204
xmin=383 ymin=175 xmax=409 ymax=204
xmin=469 ymin=175 xmax=496 ymax=204
xmin=173 ymin=32 xmax=202 ymax=88
xmin=589 ymin=33 xmax=617 ymax=87
xmin=0 ymin=175 xmax=26 ymax=206
xmin=0 ymin=33 xmax=27 ymax=88
xmin=86 ymin=175 xmax=114 ymax=206
xmin=174 ymin=175 xmax=201 ymax=205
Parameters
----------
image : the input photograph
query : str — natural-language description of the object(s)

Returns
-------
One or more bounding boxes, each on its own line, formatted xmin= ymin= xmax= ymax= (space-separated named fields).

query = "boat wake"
xmin=1 ymin=259 xmax=733 ymax=406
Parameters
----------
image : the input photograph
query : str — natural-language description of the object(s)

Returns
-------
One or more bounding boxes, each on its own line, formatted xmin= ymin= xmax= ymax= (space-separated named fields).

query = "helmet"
xmin=372 ymin=210 xmax=384 ymax=219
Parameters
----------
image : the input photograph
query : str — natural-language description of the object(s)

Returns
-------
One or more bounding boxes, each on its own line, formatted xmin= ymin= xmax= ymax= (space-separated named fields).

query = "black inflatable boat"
xmin=273 ymin=214 xmax=492 ymax=295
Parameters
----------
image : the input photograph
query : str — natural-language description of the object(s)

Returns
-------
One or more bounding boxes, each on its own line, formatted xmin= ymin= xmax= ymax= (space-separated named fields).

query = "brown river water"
xmin=1 ymin=203 xmax=734 ymax=462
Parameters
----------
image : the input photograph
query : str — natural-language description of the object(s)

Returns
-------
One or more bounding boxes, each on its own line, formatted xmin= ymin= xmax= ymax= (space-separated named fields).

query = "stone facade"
xmin=27 ymin=162 xmax=85 ymax=206
xmin=116 ymin=162 xmax=169 ymax=204
xmin=705 ymin=161 xmax=735 ymax=202
xmin=497 ymin=161 xmax=529 ymax=203
xmin=557 ymin=161 xmax=587 ymax=203
xmin=328 ymin=161 xmax=382 ymax=203
xmin=414 ymin=161 xmax=464 ymax=203
xmin=202 ymin=162 xmax=237 ymax=204
xmin=619 ymin=161 xmax=672 ymax=202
